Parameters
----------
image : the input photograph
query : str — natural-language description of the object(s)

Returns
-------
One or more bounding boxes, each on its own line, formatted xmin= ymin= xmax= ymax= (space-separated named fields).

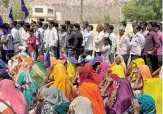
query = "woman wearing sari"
xmin=106 ymin=79 xmax=134 ymax=114
xmin=68 ymin=96 xmax=94 ymax=114
xmin=97 ymin=62 xmax=110 ymax=80
xmin=0 ymin=79 xmax=28 ymax=114
xmin=143 ymin=78 xmax=162 ymax=114
xmin=36 ymin=87 xmax=70 ymax=114
xmin=50 ymin=61 xmax=74 ymax=101
xmin=79 ymin=82 xmax=105 ymax=114
xmin=111 ymin=55 xmax=126 ymax=78
xmin=17 ymin=71 xmax=38 ymax=110
xmin=79 ymin=63 xmax=102 ymax=86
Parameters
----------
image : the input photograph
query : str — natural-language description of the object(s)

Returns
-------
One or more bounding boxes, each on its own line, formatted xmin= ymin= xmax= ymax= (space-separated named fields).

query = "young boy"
xmin=101 ymin=37 xmax=112 ymax=63
xmin=27 ymin=29 xmax=36 ymax=61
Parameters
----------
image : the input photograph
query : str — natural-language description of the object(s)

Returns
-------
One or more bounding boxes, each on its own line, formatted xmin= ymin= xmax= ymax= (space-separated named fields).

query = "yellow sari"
xmin=143 ymin=78 xmax=162 ymax=114
xmin=111 ymin=64 xmax=125 ymax=78
xmin=67 ymin=59 xmax=77 ymax=83
xmin=50 ymin=61 xmax=74 ymax=101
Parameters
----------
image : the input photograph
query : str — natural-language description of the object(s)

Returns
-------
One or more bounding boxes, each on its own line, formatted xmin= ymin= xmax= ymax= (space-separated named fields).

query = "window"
xmin=35 ymin=8 xmax=43 ymax=13
xmin=48 ymin=9 xmax=53 ymax=14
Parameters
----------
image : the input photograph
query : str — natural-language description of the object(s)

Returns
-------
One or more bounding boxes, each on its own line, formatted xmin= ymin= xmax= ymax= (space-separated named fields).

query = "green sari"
xmin=30 ymin=62 xmax=48 ymax=88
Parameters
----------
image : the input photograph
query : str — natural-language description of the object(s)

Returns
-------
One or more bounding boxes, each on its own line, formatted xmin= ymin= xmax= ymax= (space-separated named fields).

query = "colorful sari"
xmin=137 ymin=95 xmax=156 ymax=114
xmin=50 ymin=62 xmax=74 ymax=101
xmin=0 ymin=79 xmax=28 ymax=114
xmin=17 ymin=71 xmax=38 ymax=110
xmin=41 ymin=88 xmax=70 ymax=114
xmin=79 ymin=63 xmax=102 ymax=86
xmin=79 ymin=82 xmax=105 ymax=114
xmin=67 ymin=58 xmax=77 ymax=83
xmin=99 ymin=62 xmax=110 ymax=80
xmin=139 ymin=65 xmax=152 ymax=81
xmin=30 ymin=62 xmax=48 ymax=88
xmin=111 ymin=79 xmax=134 ymax=114
xmin=143 ymin=78 xmax=162 ymax=114
xmin=111 ymin=65 xmax=125 ymax=78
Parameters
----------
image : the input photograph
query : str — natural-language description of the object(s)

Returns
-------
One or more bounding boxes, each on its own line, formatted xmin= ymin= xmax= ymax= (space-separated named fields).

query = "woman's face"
xmin=115 ymin=56 xmax=121 ymax=64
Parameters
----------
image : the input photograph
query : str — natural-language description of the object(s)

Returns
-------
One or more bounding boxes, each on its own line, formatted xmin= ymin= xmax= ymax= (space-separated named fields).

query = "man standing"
xmin=81 ymin=21 xmax=89 ymax=50
xmin=68 ymin=23 xmax=83 ymax=59
xmin=10 ymin=21 xmax=19 ymax=53
xmin=37 ymin=21 xmax=44 ymax=55
xmin=104 ymin=23 xmax=109 ymax=37
xmin=94 ymin=24 xmax=105 ymax=56
xmin=143 ymin=22 xmax=161 ymax=72
xmin=130 ymin=25 xmax=145 ymax=61
xmin=59 ymin=24 xmax=67 ymax=52
xmin=17 ymin=21 xmax=25 ymax=46
xmin=108 ymin=25 xmax=116 ymax=64
xmin=116 ymin=27 xmax=130 ymax=65
xmin=48 ymin=21 xmax=59 ymax=58
xmin=153 ymin=23 xmax=162 ymax=69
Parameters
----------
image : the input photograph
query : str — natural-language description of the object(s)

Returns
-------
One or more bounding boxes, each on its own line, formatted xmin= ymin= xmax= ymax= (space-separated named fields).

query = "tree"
xmin=122 ymin=0 xmax=162 ymax=21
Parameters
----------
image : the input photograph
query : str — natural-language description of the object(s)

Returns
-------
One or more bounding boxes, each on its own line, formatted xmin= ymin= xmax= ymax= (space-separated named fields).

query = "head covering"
xmin=133 ymin=58 xmax=145 ymax=67
xmin=17 ymin=71 xmax=38 ymax=110
xmin=143 ymin=78 xmax=162 ymax=114
xmin=137 ymin=95 xmax=156 ymax=114
xmin=107 ymin=73 xmax=120 ymax=96
xmin=50 ymin=63 xmax=74 ymax=101
xmin=95 ymin=56 xmax=103 ymax=63
xmin=79 ymin=82 xmax=105 ymax=114
xmin=42 ymin=87 xmax=69 ymax=105
xmin=69 ymin=96 xmax=94 ymax=114
xmin=79 ymin=63 xmax=102 ymax=86
xmin=139 ymin=65 xmax=152 ymax=81
xmin=0 ymin=79 xmax=28 ymax=114
xmin=112 ymin=79 xmax=134 ymax=114
xmin=111 ymin=65 xmax=125 ymax=78
xmin=99 ymin=62 xmax=110 ymax=80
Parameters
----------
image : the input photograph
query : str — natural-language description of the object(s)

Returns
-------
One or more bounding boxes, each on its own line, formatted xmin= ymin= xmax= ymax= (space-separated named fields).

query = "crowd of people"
xmin=0 ymin=19 xmax=162 ymax=114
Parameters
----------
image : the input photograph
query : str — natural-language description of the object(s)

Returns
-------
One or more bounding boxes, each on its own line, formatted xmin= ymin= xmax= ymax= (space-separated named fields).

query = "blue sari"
xmin=17 ymin=71 xmax=39 ymax=110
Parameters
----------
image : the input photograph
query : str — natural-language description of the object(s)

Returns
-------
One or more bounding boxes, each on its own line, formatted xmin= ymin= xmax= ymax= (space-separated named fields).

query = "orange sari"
xmin=139 ymin=65 xmax=152 ymax=81
xmin=79 ymin=82 xmax=105 ymax=114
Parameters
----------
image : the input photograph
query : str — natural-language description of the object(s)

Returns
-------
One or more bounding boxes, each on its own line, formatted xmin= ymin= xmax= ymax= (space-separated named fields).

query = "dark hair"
xmin=88 ymin=25 xmax=93 ymax=31
xmin=49 ymin=21 xmax=55 ymax=26
xmin=43 ymin=23 xmax=48 ymax=28
xmin=54 ymin=22 xmax=59 ymax=28
xmin=17 ymin=21 xmax=24 ymax=26
xmin=37 ymin=21 xmax=43 ymax=27
xmin=60 ymin=24 xmax=67 ymax=31
xmin=29 ymin=28 xmax=34 ymax=33
xmin=1 ymin=23 xmax=9 ymax=30
xmin=121 ymin=21 xmax=126 ymax=27
xmin=65 ymin=20 xmax=71 ymax=25
xmin=156 ymin=24 xmax=161 ymax=30
xmin=104 ymin=37 xmax=112 ymax=46
xmin=73 ymin=23 xmax=80 ymax=30
xmin=12 ymin=21 xmax=17 ymax=27
xmin=108 ymin=25 xmax=114 ymax=31
xmin=136 ymin=25 xmax=142 ymax=31
xmin=83 ymin=21 xmax=89 ymax=27
xmin=142 ymin=22 xmax=147 ymax=27
xmin=104 ymin=23 xmax=109 ymax=26
xmin=148 ymin=22 xmax=157 ymax=27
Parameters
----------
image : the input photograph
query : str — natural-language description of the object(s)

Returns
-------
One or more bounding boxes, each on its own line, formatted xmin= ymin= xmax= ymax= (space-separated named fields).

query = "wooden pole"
xmin=80 ymin=0 xmax=83 ymax=22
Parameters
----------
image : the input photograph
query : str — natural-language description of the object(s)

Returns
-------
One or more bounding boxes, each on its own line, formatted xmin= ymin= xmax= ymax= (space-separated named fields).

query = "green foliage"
xmin=122 ymin=0 xmax=162 ymax=21
xmin=0 ymin=0 xmax=10 ymax=8
xmin=10 ymin=0 xmax=32 ymax=20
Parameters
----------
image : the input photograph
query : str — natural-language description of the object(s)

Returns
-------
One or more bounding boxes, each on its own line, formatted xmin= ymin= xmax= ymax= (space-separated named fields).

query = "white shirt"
xmin=2 ymin=34 xmax=14 ymax=51
xmin=36 ymin=27 xmax=44 ymax=45
xmin=47 ymin=27 xmax=58 ymax=47
xmin=84 ymin=31 xmax=94 ymax=51
xmin=109 ymin=32 xmax=117 ymax=54
xmin=116 ymin=35 xmax=130 ymax=55
xmin=11 ymin=28 xmax=19 ymax=52
xmin=81 ymin=29 xmax=89 ymax=47
xmin=94 ymin=31 xmax=105 ymax=52
xmin=130 ymin=32 xmax=145 ymax=56
xmin=104 ymin=31 xmax=109 ymax=37
xmin=101 ymin=45 xmax=110 ymax=63
xmin=18 ymin=27 xmax=25 ymax=45
xmin=141 ymin=30 xmax=148 ymax=37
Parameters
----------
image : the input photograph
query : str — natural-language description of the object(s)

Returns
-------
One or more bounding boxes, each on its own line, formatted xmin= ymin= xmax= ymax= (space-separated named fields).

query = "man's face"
xmin=133 ymin=26 xmax=138 ymax=34
xmin=49 ymin=23 xmax=53 ymax=29
xmin=119 ymin=30 xmax=124 ymax=36
xmin=17 ymin=24 xmax=21 ymax=29
xmin=73 ymin=26 xmax=77 ymax=32
xmin=153 ymin=27 xmax=159 ymax=32
xmin=147 ymin=24 xmax=152 ymax=31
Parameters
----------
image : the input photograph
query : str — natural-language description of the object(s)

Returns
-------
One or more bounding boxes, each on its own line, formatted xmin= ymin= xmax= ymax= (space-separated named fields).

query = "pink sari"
xmin=0 ymin=79 xmax=28 ymax=114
